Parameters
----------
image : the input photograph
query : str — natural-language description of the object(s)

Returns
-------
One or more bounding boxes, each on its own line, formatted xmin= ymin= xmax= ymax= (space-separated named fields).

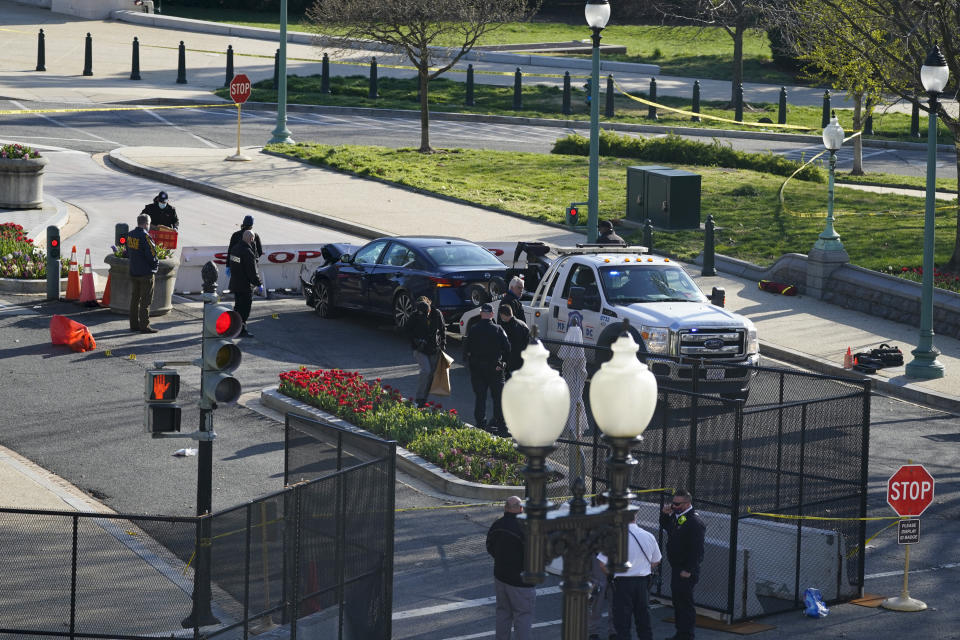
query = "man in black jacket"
xmin=127 ymin=213 xmax=159 ymax=333
xmin=659 ymin=489 xmax=706 ymax=640
xmin=141 ymin=191 xmax=179 ymax=230
xmin=498 ymin=276 xmax=525 ymax=323
xmin=498 ymin=304 xmax=529 ymax=380
xmin=597 ymin=220 xmax=626 ymax=246
xmin=463 ymin=303 xmax=511 ymax=434
xmin=486 ymin=496 xmax=535 ymax=640
xmin=228 ymin=230 xmax=261 ymax=337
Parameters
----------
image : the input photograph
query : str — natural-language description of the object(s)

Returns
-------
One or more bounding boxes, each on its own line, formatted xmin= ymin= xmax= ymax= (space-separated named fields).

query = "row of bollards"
xmin=637 ymin=214 xmax=717 ymax=278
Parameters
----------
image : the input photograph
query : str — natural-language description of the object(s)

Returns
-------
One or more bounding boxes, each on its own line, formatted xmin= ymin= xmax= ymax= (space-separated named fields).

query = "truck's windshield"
xmin=598 ymin=265 xmax=706 ymax=304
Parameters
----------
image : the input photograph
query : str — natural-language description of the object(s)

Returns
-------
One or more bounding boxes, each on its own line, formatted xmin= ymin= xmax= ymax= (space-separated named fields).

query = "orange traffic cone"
xmin=100 ymin=272 xmax=112 ymax=307
xmin=78 ymin=249 xmax=97 ymax=306
xmin=843 ymin=347 xmax=853 ymax=369
xmin=64 ymin=245 xmax=80 ymax=301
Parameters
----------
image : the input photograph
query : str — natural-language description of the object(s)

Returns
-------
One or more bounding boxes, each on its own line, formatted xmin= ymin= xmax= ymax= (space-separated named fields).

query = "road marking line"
xmin=143 ymin=109 xmax=221 ymax=148
xmin=865 ymin=561 xmax=960 ymax=580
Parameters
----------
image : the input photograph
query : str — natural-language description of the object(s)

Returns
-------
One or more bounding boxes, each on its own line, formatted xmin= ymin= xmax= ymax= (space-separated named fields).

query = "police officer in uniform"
xmin=659 ymin=489 xmax=706 ymax=640
xmin=141 ymin=191 xmax=179 ymax=230
xmin=127 ymin=213 xmax=159 ymax=333
xmin=463 ymin=303 xmax=511 ymax=435
xmin=228 ymin=230 xmax=262 ymax=337
xmin=597 ymin=220 xmax=626 ymax=246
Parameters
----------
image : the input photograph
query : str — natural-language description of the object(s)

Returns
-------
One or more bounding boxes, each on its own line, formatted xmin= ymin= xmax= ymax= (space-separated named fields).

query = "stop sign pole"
xmin=227 ymin=73 xmax=252 ymax=162
xmin=881 ymin=463 xmax=934 ymax=612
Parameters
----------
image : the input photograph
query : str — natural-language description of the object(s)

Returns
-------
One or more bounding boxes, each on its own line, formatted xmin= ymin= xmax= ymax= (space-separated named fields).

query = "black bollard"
xmin=778 ymin=86 xmax=787 ymax=125
xmin=910 ymin=98 xmax=920 ymax=137
xmin=273 ymin=49 xmax=279 ymax=88
xmin=604 ymin=74 xmax=614 ymax=117
xmin=643 ymin=219 xmax=654 ymax=251
xmin=369 ymin=57 xmax=378 ymax=99
xmin=321 ymin=52 xmax=330 ymax=94
xmin=647 ymin=77 xmax=658 ymax=120
xmin=130 ymin=37 xmax=142 ymax=81
xmin=691 ymin=80 xmax=701 ymax=122
xmin=466 ymin=64 xmax=474 ymax=106
xmin=702 ymin=215 xmax=717 ymax=276
xmin=734 ymin=83 xmax=744 ymax=122
xmin=82 ymin=32 xmax=93 ymax=76
xmin=864 ymin=98 xmax=873 ymax=135
xmin=562 ymin=71 xmax=571 ymax=115
xmin=36 ymin=29 xmax=46 ymax=72
xmin=513 ymin=68 xmax=522 ymax=110
xmin=821 ymin=89 xmax=831 ymax=128
xmin=176 ymin=41 xmax=187 ymax=84
xmin=224 ymin=45 xmax=233 ymax=88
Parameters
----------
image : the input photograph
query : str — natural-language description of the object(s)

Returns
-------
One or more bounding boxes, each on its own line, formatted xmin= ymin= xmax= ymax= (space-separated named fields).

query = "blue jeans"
xmin=612 ymin=575 xmax=652 ymax=640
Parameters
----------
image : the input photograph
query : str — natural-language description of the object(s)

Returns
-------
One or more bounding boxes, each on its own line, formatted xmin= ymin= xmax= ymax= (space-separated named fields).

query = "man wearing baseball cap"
xmin=141 ymin=191 xmax=179 ymax=231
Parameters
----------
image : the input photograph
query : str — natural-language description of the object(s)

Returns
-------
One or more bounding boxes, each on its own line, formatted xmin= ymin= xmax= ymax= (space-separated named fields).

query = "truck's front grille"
xmin=678 ymin=329 xmax=745 ymax=358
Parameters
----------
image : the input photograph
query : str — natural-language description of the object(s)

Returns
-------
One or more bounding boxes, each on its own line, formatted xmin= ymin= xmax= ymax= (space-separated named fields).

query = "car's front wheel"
xmin=394 ymin=291 xmax=413 ymax=330
xmin=314 ymin=279 xmax=335 ymax=318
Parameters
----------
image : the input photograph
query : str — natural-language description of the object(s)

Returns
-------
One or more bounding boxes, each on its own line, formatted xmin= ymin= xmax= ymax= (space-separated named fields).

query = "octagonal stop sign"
xmin=229 ymin=73 xmax=251 ymax=104
xmin=887 ymin=464 xmax=935 ymax=517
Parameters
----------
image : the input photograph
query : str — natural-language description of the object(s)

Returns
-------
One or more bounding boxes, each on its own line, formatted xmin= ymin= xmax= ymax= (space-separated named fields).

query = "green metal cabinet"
xmin=645 ymin=168 xmax=701 ymax=229
xmin=626 ymin=165 xmax=668 ymax=221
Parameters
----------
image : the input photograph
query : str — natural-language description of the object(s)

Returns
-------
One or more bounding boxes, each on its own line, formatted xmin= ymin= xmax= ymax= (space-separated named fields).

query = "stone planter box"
xmin=0 ymin=156 xmax=48 ymax=209
xmin=104 ymin=254 xmax=179 ymax=316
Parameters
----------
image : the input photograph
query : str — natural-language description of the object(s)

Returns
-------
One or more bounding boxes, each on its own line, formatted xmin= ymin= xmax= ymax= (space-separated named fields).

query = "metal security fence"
xmin=541 ymin=340 xmax=870 ymax=622
xmin=0 ymin=416 xmax=395 ymax=640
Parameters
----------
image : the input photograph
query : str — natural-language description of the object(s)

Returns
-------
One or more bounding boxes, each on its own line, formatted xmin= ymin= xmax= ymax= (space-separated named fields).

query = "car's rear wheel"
xmin=394 ymin=291 xmax=413 ymax=330
xmin=314 ymin=280 xmax=335 ymax=318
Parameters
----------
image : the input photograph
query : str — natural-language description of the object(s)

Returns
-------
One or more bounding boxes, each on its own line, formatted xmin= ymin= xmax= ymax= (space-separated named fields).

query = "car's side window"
xmin=353 ymin=241 xmax=388 ymax=265
xmin=382 ymin=243 xmax=414 ymax=268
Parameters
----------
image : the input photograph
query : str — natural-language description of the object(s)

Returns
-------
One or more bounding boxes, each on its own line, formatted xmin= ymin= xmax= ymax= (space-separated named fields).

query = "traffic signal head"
xmin=114 ymin=223 xmax=129 ymax=250
xmin=46 ymin=225 xmax=60 ymax=261
xmin=144 ymin=369 xmax=181 ymax=435
xmin=566 ymin=205 xmax=580 ymax=227
xmin=201 ymin=303 xmax=243 ymax=408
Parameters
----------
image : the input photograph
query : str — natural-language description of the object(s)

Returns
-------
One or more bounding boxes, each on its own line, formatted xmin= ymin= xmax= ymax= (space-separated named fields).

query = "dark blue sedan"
xmin=301 ymin=237 xmax=508 ymax=330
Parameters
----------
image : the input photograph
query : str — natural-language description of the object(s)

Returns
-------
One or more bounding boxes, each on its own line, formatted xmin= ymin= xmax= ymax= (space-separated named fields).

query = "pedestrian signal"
xmin=201 ymin=303 xmax=242 ymax=409
xmin=145 ymin=369 xmax=181 ymax=435
xmin=566 ymin=205 xmax=580 ymax=226
xmin=114 ymin=223 xmax=129 ymax=250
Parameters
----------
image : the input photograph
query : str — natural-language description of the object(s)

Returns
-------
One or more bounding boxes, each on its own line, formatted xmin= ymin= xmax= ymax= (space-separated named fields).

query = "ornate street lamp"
xmin=503 ymin=331 xmax=658 ymax=640
xmin=905 ymin=45 xmax=948 ymax=379
xmin=585 ymin=0 xmax=611 ymax=243
xmin=813 ymin=112 xmax=847 ymax=254
xmin=269 ymin=0 xmax=294 ymax=144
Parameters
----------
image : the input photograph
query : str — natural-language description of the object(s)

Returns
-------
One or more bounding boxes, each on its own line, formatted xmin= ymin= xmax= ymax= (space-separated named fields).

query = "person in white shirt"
xmin=598 ymin=516 xmax=662 ymax=640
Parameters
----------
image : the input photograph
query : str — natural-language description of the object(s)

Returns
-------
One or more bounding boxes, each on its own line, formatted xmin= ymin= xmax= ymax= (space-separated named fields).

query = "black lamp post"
xmin=503 ymin=334 xmax=658 ymax=640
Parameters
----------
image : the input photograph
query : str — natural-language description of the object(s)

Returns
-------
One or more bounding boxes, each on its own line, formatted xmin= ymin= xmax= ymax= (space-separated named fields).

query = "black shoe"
xmin=140 ymin=327 xmax=159 ymax=334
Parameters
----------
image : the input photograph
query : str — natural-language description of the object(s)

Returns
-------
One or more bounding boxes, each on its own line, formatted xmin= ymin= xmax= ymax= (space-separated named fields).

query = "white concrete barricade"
xmin=175 ymin=245 xmax=326 ymax=294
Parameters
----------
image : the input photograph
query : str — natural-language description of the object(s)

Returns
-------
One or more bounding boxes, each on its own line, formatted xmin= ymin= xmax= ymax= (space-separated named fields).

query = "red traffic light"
xmin=50 ymin=239 xmax=58 ymax=248
xmin=215 ymin=310 xmax=242 ymax=337
xmin=119 ymin=236 xmax=126 ymax=245
xmin=568 ymin=207 xmax=578 ymax=218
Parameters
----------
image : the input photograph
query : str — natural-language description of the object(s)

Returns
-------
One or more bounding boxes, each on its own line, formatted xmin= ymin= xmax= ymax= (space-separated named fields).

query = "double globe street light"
xmin=905 ymin=45 xmax=949 ymax=379
xmin=501 ymin=330 xmax=658 ymax=640
xmin=585 ymin=0 xmax=611 ymax=243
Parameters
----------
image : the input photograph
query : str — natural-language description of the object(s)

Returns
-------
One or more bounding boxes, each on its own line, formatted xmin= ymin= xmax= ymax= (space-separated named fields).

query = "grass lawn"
xmin=219 ymin=75 xmax=954 ymax=146
xmin=159 ymin=6 xmax=789 ymax=83
xmin=266 ymin=142 xmax=958 ymax=275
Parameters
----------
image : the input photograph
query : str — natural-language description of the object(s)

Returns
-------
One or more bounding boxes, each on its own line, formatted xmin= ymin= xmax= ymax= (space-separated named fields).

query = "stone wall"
xmin=51 ymin=0 xmax=149 ymax=19
xmin=713 ymin=253 xmax=960 ymax=340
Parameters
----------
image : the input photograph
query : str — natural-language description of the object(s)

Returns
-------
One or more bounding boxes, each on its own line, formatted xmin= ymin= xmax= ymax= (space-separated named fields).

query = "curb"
xmin=259 ymin=387 xmax=526 ymax=501
xmin=0 ymin=196 xmax=71 ymax=295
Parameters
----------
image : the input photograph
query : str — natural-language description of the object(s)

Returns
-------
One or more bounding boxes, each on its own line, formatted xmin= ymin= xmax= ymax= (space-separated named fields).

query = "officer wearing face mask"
xmin=142 ymin=191 xmax=179 ymax=230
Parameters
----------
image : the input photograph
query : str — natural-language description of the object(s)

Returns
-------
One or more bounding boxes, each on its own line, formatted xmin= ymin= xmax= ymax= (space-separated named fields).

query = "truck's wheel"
xmin=595 ymin=322 xmax=645 ymax=364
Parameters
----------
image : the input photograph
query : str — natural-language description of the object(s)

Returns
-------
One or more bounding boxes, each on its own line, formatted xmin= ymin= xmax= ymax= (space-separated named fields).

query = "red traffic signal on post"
xmin=145 ymin=369 xmax=181 ymax=434
xmin=566 ymin=205 xmax=580 ymax=226
xmin=201 ymin=303 xmax=243 ymax=409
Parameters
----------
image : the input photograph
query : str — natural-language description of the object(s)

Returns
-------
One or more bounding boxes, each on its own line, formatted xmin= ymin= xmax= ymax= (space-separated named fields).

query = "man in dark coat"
xmin=659 ymin=489 xmax=706 ymax=640
xmin=498 ymin=276 xmax=525 ymax=323
xmin=228 ymin=230 xmax=262 ymax=337
xmin=486 ymin=496 xmax=535 ymax=640
xmin=141 ymin=191 xmax=179 ymax=230
xmin=498 ymin=304 xmax=530 ymax=380
xmin=127 ymin=213 xmax=160 ymax=333
xmin=463 ymin=303 xmax=511 ymax=434
xmin=228 ymin=215 xmax=264 ymax=261
xmin=597 ymin=220 xmax=626 ymax=246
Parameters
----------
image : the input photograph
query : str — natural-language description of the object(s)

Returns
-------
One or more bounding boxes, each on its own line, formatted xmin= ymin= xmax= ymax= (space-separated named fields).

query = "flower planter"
xmin=104 ymin=254 xmax=179 ymax=316
xmin=0 ymin=156 xmax=48 ymax=209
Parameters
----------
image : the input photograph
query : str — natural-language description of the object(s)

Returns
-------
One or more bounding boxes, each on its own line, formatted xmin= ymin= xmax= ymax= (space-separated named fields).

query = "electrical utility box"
xmin=644 ymin=168 xmax=701 ymax=229
xmin=626 ymin=165 xmax=668 ymax=222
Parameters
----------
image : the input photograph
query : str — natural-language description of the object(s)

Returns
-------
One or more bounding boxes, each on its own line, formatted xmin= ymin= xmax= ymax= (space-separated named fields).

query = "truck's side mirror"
xmin=710 ymin=286 xmax=725 ymax=307
xmin=568 ymin=286 xmax=586 ymax=310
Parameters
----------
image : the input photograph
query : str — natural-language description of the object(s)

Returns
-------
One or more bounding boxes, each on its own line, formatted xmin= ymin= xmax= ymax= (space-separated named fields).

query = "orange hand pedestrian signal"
xmin=153 ymin=374 xmax=171 ymax=400
xmin=145 ymin=369 xmax=181 ymax=434
xmin=146 ymin=370 xmax=179 ymax=401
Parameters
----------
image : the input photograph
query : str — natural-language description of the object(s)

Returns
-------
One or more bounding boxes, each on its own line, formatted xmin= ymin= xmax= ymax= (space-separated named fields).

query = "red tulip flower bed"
xmin=278 ymin=367 xmax=525 ymax=485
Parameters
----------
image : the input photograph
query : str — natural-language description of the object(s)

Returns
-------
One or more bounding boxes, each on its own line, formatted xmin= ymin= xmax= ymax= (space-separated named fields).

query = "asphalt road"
xmin=1 ymin=98 xmax=956 ymax=180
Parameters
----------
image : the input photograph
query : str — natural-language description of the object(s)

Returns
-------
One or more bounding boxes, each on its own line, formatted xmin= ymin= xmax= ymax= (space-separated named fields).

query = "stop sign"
xmin=887 ymin=464 xmax=935 ymax=517
xmin=229 ymin=73 xmax=251 ymax=104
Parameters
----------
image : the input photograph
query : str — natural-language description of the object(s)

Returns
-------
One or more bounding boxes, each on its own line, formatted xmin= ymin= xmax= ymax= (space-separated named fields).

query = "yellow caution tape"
xmin=748 ymin=507 xmax=900 ymax=522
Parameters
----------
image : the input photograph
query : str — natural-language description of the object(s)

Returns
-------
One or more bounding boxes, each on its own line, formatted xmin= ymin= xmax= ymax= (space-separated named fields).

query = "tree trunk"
xmin=851 ymin=93 xmax=864 ymax=176
xmin=730 ymin=22 xmax=745 ymax=106
xmin=419 ymin=67 xmax=431 ymax=153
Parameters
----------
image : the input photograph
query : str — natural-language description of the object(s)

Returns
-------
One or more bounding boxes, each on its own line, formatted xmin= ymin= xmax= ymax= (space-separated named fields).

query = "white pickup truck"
xmin=459 ymin=245 xmax=760 ymax=398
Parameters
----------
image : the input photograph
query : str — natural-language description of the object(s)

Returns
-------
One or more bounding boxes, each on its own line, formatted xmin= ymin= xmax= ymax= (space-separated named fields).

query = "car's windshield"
xmin=599 ymin=265 xmax=706 ymax=303
xmin=423 ymin=244 xmax=504 ymax=267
